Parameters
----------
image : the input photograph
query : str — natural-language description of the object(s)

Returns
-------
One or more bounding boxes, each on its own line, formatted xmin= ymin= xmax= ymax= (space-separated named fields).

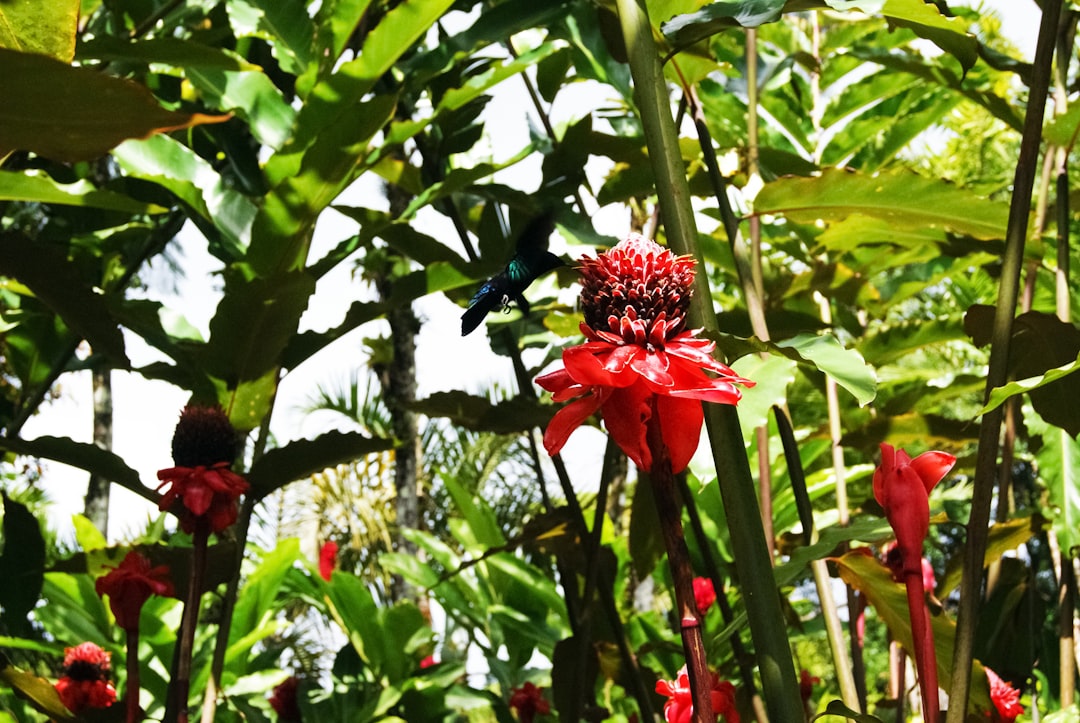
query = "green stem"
xmin=945 ymin=2 xmax=1061 ymax=719
xmin=614 ymin=0 xmax=802 ymax=718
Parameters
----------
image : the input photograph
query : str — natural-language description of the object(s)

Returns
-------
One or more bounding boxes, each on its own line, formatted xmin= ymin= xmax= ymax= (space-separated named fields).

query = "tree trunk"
xmin=84 ymin=367 xmax=112 ymax=534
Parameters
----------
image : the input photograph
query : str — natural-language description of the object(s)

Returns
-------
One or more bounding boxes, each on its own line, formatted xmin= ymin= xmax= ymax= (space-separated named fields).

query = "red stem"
xmin=125 ymin=628 xmax=141 ymax=723
xmin=904 ymin=570 xmax=939 ymax=722
xmin=173 ymin=525 xmax=209 ymax=723
xmin=647 ymin=409 xmax=715 ymax=723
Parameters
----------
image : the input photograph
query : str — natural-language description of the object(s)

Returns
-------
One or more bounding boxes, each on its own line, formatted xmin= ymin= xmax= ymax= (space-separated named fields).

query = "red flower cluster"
xmin=537 ymin=234 xmax=752 ymax=473
xmin=656 ymin=665 xmax=739 ymax=723
xmin=95 ymin=550 xmax=174 ymax=631
xmin=54 ymin=642 xmax=117 ymax=714
xmin=693 ymin=576 xmax=716 ymax=615
xmin=318 ymin=541 xmax=338 ymax=581
xmin=269 ymin=676 xmax=302 ymax=721
xmin=986 ymin=668 xmax=1023 ymax=723
xmin=157 ymin=405 xmax=249 ymax=533
xmin=509 ymin=681 xmax=550 ymax=723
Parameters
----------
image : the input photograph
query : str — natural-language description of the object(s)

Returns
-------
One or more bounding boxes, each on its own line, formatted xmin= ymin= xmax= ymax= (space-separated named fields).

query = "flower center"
xmin=578 ymin=234 xmax=695 ymax=348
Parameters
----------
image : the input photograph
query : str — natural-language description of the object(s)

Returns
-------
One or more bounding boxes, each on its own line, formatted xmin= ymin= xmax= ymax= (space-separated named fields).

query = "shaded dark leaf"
xmin=411 ymin=391 xmax=553 ymax=434
xmin=0 ymin=435 xmax=146 ymax=498
xmin=0 ymin=494 xmax=45 ymax=634
xmin=247 ymin=430 xmax=395 ymax=498
xmin=0 ymin=231 xmax=129 ymax=366
xmin=201 ymin=269 xmax=316 ymax=384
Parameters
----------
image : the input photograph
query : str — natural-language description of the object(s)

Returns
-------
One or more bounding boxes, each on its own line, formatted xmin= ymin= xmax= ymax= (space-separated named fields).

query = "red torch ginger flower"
xmin=873 ymin=443 xmax=956 ymax=723
xmin=509 ymin=681 xmax=550 ymax=723
xmin=873 ymin=444 xmax=956 ymax=577
xmin=54 ymin=642 xmax=117 ymax=714
xmin=656 ymin=665 xmax=739 ymax=723
xmin=536 ymin=234 xmax=752 ymax=473
xmin=269 ymin=676 xmax=302 ymax=721
xmin=157 ymin=462 xmax=250 ymax=533
xmin=986 ymin=668 xmax=1023 ymax=723
xmin=95 ymin=550 xmax=174 ymax=631
xmin=693 ymin=576 xmax=716 ymax=614
xmin=157 ymin=405 xmax=249 ymax=533
xmin=318 ymin=541 xmax=338 ymax=581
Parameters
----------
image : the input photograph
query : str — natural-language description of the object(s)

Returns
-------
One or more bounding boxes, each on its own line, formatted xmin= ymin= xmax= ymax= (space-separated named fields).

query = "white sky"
xmin=19 ymin=1 xmax=1040 ymax=543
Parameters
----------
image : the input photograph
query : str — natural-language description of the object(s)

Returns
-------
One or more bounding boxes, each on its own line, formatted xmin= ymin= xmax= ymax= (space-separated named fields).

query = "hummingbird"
xmin=460 ymin=213 xmax=564 ymax=336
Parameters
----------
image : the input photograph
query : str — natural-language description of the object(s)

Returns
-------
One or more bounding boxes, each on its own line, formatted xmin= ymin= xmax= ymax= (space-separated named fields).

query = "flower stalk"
xmin=611 ymin=0 xmax=803 ymax=718
xmin=647 ymin=415 xmax=713 ymax=722
xmin=174 ymin=524 xmax=209 ymax=723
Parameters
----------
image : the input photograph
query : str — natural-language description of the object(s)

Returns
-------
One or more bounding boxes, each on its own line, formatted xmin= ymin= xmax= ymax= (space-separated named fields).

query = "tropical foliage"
xmin=0 ymin=0 xmax=1077 ymax=722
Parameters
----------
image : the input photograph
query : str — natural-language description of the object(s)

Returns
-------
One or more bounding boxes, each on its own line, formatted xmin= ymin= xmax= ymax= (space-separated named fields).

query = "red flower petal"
xmin=657 ymin=394 xmax=704 ymax=473
xmin=542 ymin=393 xmax=604 ymax=457
xmin=600 ymin=383 xmax=653 ymax=470
xmin=909 ymin=450 xmax=957 ymax=494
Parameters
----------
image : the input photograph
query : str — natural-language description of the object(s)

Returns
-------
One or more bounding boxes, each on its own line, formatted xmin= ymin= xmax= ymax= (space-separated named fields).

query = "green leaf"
xmin=937 ymin=516 xmax=1038 ymax=597
xmin=730 ymin=355 xmax=798 ymax=439
xmin=247 ymin=430 xmax=394 ymax=499
xmin=0 ymin=231 xmax=129 ymax=365
xmin=0 ymin=170 xmax=166 ymax=213
xmin=815 ymin=214 xmax=946 ymax=252
xmin=1045 ymin=103 xmax=1080 ymax=148
xmin=981 ymin=352 xmax=1080 ymax=417
xmin=186 ymin=67 xmax=296 ymax=149
xmin=882 ymin=0 xmax=977 ymax=74
xmin=251 ymin=94 xmax=398 ymax=275
xmin=661 ymin=0 xmax=787 ymax=48
xmin=1028 ymin=408 xmax=1080 ymax=555
xmin=0 ymin=435 xmax=145 ymax=497
xmin=282 ymin=0 xmax=455 ymax=159
xmin=201 ymin=269 xmax=316 ymax=383
xmin=0 ymin=652 xmax=72 ymax=721
xmin=295 ymin=0 xmax=374 ymax=96
xmin=661 ymin=0 xmax=885 ymax=49
xmin=0 ymin=47 xmax=229 ymax=163
xmin=76 ymin=36 xmax=256 ymax=70
xmin=441 ymin=475 xmax=506 ymax=548
xmin=325 ymin=572 xmax=381 ymax=666
xmin=0 ymin=495 xmax=45 ymax=633
xmin=229 ymin=0 xmax=314 ymax=76
xmin=628 ymin=471 xmax=664 ymax=580
xmin=812 ymin=699 xmax=886 ymax=722
xmin=858 ymin=315 xmax=969 ymax=366
xmin=0 ymin=0 xmax=79 ymax=61
xmin=775 ymin=333 xmax=877 ymax=405
xmin=753 ymin=168 xmax=1012 ymax=241
xmin=411 ymin=391 xmax=553 ymax=434
xmin=228 ymin=539 xmax=302 ymax=669
xmin=113 ymin=135 xmax=255 ymax=259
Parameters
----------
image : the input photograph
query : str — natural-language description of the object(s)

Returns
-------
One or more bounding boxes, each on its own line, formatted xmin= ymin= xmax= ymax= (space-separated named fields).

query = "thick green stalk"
xmin=613 ymin=0 xmax=802 ymax=719
xmin=945 ymin=2 xmax=1061 ymax=719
